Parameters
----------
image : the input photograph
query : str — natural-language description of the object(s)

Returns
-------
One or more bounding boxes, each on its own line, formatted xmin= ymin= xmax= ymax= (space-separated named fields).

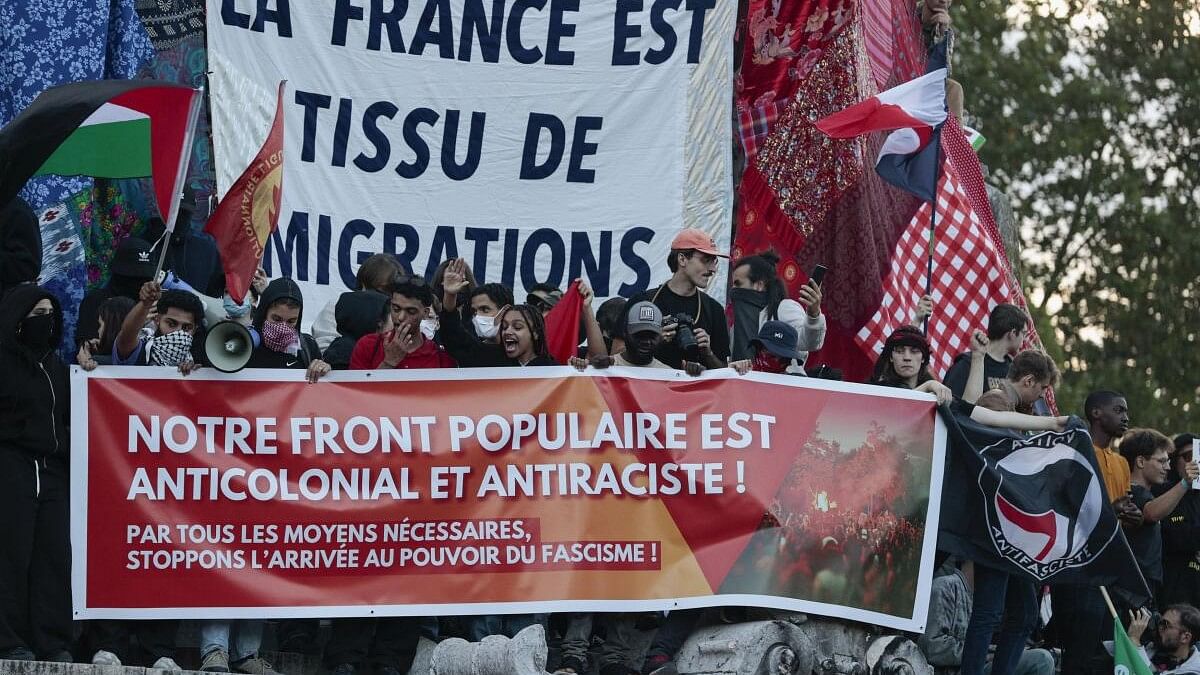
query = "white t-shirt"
xmin=614 ymin=352 xmax=673 ymax=370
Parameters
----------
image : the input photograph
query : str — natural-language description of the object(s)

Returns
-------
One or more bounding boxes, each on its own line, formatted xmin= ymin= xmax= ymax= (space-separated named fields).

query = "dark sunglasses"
xmin=528 ymin=295 xmax=560 ymax=312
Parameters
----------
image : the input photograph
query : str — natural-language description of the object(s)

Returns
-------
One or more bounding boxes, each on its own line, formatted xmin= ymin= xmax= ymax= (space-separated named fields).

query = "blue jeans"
xmin=200 ymin=620 xmax=263 ymax=663
xmin=962 ymin=565 xmax=1037 ymax=675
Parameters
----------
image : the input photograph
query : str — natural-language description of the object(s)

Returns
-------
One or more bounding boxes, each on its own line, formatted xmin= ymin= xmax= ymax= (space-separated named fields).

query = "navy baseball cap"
xmin=750 ymin=320 xmax=803 ymax=360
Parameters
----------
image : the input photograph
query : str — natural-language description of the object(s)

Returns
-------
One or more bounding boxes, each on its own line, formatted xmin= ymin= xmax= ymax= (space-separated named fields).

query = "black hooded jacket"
xmin=0 ymin=285 xmax=69 ymax=459
xmin=0 ymin=197 xmax=42 ymax=300
xmin=248 ymin=277 xmax=319 ymax=369
xmin=323 ymin=290 xmax=387 ymax=370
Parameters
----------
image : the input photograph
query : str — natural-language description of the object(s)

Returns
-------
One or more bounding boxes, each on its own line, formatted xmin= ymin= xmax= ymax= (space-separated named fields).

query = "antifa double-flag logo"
xmin=977 ymin=430 xmax=1117 ymax=580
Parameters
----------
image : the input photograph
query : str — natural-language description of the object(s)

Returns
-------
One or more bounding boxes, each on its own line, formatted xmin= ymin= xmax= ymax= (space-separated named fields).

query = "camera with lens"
xmin=666 ymin=313 xmax=699 ymax=357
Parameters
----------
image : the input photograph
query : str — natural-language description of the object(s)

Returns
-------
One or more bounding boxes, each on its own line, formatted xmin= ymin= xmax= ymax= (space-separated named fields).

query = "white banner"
xmin=207 ymin=0 xmax=735 ymax=323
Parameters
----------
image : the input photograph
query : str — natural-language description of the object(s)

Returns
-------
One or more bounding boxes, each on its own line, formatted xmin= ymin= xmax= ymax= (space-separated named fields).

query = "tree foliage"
xmin=953 ymin=0 xmax=1200 ymax=431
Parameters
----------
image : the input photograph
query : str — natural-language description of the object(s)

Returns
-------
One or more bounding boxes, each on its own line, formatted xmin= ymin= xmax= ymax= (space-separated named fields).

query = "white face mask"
xmin=420 ymin=318 xmax=438 ymax=340
xmin=472 ymin=314 xmax=498 ymax=339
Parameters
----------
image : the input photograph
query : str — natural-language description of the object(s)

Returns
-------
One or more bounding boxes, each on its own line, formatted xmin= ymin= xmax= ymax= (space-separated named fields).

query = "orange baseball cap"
xmin=669 ymin=228 xmax=729 ymax=258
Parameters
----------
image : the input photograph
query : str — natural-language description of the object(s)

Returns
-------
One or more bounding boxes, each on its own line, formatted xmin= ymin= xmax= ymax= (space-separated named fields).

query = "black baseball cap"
xmin=110 ymin=237 xmax=155 ymax=278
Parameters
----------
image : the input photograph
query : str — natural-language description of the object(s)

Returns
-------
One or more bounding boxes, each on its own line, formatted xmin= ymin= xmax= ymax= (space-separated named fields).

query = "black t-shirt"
xmin=628 ymin=285 xmax=729 ymax=369
xmin=943 ymin=351 xmax=1012 ymax=399
xmin=1129 ymin=483 xmax=1164 ymax=584
xmin=245 ymin=334 xmax=321 ymax=370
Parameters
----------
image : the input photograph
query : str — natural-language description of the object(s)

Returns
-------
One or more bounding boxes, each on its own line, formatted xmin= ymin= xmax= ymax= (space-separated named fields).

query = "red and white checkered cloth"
xmin=855 ymin=157 xmax=1011 ymax=378
xmin=737 ymin=98 xmax=780 ymax=162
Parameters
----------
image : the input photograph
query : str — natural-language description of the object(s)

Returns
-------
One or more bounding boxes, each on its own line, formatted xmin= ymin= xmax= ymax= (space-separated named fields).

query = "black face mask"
xmin=729 ymin=287 xmax=768 ymax=309
xmin=730 ymin=287 xmax=769 ymax=361
xmin=18 ymin=313 xmax=55 ymax=350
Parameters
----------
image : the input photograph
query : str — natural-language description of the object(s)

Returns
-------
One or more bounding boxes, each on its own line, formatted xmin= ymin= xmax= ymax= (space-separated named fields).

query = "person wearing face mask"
xmin=140 ymin=187 xmax=225 ymax=297
xmin=420 ymin=305 xmax=439 ymax=341
xmin=437 ymin=258 xmax=522 ymax=367
xmin=868 ymin=325 xmax=953 ymax=405
xmin=0 ymin=286 xmax=71 ymax=664
xmin=196 ymin=278 xmax=329 ymax=675
xmin=76 ymin=236 xmax=156 ymax=347
xmin=571 ymin=301 xmax=704 ymax=376
xmin=730 ymin=320 xmax=810 ymax=376
xmin=111 ymin=282 xmax=205 ymax=372
xmin=728 ymin=251 xmax=825 ymax=373
xmin=244 ymin=277 xmax=332 ymax=383
xmin=93 ymin=281 xmax=205 ymax=670
xmin=464 ymin=283 xmax=513 ymax=342
xmin=349 ymin=278 xmax=456 ymax=370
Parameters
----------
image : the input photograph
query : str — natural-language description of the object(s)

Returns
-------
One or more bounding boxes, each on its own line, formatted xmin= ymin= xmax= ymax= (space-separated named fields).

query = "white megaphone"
xmin=204 ymin=320 xmax=259 ymax=373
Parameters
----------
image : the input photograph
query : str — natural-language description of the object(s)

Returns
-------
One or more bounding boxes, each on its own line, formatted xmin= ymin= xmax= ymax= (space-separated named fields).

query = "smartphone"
xmin=810 ymin=264 xmax=828 ymax=287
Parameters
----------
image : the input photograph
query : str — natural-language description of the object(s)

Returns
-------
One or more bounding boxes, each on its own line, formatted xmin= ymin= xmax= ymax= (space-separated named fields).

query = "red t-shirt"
xmin=349 ymin=332 xmax=457 ymax=370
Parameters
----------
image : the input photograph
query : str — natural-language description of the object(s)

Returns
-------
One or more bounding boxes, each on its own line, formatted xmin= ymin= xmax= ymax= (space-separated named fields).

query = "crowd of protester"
xmin=2 ymin=205 xmax=1199 ymax=675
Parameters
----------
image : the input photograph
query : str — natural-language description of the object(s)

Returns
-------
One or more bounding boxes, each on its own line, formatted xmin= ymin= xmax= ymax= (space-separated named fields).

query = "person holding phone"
xmin=728 ymin=250 xmax=826 ymax=373
xmin=1161 ymin=434 xmax=1200 ymax=609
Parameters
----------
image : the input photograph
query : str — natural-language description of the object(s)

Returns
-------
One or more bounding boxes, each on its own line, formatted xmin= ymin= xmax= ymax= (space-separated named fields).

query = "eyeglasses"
xmin=1173 ymin=452 xmax=1194 ymax=463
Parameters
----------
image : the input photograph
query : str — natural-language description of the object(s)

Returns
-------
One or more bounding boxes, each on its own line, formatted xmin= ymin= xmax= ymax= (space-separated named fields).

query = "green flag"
xmin=1113 ymin=617 xmax=1153 ymax=675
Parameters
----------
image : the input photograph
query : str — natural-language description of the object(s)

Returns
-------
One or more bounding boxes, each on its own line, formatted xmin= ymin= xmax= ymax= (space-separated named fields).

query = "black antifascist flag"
xmin=937 ymin=406 xmax=1150 ymax=606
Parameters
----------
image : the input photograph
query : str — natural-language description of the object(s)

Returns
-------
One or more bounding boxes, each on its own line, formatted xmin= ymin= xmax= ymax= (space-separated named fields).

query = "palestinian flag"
xmin=962 ymin=125 xmax=987 ymax=152
xmin=0 ymin=80 xmax=202 ymax=229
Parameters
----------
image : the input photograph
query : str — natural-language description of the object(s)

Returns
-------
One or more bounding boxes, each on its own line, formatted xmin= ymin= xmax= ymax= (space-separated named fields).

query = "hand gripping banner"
xmin=72 ymin=367 xmax=945 ymax=631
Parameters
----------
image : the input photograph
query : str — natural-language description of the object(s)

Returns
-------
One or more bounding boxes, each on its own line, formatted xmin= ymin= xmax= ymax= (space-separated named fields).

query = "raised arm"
xmin=115 ymin=282 xmax=159 ymax=359
xmin=577 ymin=280 xmax=608 ymax=359
xmin=962 ymin=331 xmax=989 ymax=404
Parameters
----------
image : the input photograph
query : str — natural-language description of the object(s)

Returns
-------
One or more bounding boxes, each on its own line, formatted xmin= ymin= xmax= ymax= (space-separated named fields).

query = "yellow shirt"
xmin=1095 ymin=443 xmax=1131 ymax=502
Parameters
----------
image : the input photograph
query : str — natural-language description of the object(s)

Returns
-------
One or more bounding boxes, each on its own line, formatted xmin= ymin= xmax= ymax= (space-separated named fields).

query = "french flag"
xmin=816 ymin=40 xmax=949 ymax=202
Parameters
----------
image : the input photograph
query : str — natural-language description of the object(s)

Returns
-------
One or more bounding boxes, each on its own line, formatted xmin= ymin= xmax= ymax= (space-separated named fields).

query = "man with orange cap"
xmin=626 ymin=228 xmax=730 ymax=370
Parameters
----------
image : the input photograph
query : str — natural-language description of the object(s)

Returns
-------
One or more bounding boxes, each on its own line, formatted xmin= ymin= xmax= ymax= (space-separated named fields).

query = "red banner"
xmin=72 ymin=367 xmax=945 ymax=631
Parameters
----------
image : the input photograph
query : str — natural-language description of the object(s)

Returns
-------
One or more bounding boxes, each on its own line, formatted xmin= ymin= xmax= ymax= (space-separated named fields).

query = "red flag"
xmin=543 ymin=281 xmax=583 ymax=365
xmin=205 ymin=82 xmax=285 ymax=303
